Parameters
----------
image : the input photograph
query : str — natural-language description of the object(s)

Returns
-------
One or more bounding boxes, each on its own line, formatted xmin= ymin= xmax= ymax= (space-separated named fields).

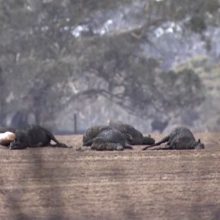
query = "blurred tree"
xmin=0 ymin=0 xmax=218 ymax=128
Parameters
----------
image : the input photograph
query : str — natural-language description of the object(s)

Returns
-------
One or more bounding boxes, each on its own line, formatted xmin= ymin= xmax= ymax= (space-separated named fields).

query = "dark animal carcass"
xmin=143 ymin=127 xmax=205 ymax=150
xmin=82 ymin=125 xmax=110 ymax=146
xmin=83 ymin=123 xmax=155 ymax=147
xmin=109 ymin=121 xmax=155 ymax=145
xmin=9 ymin=125 xmax=69 ymax=150
xmin=91 ymin=128 xmax=133 ymax=151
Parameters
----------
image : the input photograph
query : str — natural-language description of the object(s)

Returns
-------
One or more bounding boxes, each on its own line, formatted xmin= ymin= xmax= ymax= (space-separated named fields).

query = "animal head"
xmin=194 ymin=139 xmax=205 ymax=149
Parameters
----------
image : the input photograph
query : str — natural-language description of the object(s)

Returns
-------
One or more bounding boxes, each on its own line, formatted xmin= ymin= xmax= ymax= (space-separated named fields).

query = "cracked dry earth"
xmin=0 ymin=133 xmax=220 ymax=220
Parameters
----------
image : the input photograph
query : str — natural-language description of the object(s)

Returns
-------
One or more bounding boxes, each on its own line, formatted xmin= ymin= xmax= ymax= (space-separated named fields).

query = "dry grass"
xmin=0 ymin=133 xmax=220 ymax=220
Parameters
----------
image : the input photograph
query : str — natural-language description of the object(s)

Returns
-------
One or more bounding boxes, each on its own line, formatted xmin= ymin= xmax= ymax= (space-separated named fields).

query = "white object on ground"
xmin=0 ymin=132 xmax=16 ymax=145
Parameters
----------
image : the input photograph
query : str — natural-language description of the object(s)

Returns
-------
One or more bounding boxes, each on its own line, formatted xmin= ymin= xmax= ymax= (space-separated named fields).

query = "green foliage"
xmin=158 ymin=69 xmax=204 ymax=108
xmin=0 ymin=0 xmax=216 ymax=127
xmin=188 ymin=15 xmax=206 ymax=33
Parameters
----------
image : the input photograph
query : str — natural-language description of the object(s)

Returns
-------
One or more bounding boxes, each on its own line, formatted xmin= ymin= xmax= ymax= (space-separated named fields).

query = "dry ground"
xmin=0 ymin=133 xmax=220 ymax=220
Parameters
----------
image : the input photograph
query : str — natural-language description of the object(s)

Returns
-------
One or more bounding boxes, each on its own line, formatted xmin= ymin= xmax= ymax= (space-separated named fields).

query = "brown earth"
xmin=0 ymin=133 xmax=220 ymax=220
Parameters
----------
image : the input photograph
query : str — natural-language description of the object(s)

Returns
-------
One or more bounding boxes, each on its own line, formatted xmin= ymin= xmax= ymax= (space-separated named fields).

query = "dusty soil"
xmin=0 ymin=133 xmax=220 ymax=220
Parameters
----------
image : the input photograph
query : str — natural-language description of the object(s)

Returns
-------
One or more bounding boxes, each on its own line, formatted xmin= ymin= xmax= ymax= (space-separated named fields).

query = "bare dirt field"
xmin=0 ymin=133 xmax=220 ymax=220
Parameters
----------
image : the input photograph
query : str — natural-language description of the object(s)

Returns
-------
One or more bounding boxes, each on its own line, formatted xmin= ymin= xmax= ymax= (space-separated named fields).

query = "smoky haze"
xmin=0 ymin=0 xmax=220 ymax=133
xmin=1 ymin=2 xmax=220 ymax=220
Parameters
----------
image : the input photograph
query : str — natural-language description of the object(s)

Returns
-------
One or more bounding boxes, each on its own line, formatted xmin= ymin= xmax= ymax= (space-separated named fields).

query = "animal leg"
xmin=153 ymin=136 xmax=169 ymax=146
xmin=49 ymin=143 xmax=70 ymax=148
xmin=9 ymin=144 xmax=27 ymax=150
xmin=150 ymin=146 xmax=172 ymax=150
xmin=41 ymin=127 xmax=68 ymax=147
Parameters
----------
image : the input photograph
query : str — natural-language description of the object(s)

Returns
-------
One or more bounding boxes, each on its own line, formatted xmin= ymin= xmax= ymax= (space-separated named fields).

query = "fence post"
xmin=73 ymin=113 xmax=77 ymax=134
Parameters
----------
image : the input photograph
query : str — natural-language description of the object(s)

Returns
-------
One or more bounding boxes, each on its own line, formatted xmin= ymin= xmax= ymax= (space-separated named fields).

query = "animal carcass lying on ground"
xmin=9 ymin=125 xmax=70 ymax=150
xmin=90 ymin=128 xmax=133 ymax=151
xmin=142 ymin=127 xmax=205 ymax=150
xmin=83 ymin=123 xmax=155 ymax=147
xmin=109 ymin=121 xmax=155 ymax=145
